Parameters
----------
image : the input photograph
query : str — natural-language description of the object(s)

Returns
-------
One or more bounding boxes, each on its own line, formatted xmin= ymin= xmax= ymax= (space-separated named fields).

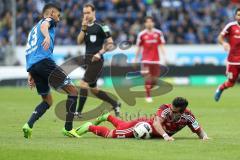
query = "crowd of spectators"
xmin=0 ymin=0 xmax=239 ymax=48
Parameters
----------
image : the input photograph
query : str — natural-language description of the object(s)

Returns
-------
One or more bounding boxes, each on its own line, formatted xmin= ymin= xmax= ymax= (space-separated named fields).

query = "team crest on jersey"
xmin=90 ymin=35 xmax=96 ymax=42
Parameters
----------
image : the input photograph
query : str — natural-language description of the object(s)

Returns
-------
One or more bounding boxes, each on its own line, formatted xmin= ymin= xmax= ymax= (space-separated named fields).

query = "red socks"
xmin=145 ymin=80 xmax=151 ymax=97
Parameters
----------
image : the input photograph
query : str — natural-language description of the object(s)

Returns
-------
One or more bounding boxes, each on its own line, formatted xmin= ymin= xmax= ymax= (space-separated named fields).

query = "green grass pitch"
xmin=0 ymin=86 xmax=240 ymax=160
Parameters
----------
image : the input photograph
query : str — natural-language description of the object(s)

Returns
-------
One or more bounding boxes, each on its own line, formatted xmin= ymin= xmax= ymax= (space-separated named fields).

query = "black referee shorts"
xmin=28 ymin=58 xmax=71 ymax=95
xmin=83 ymin=56 xmax=104 ymax=88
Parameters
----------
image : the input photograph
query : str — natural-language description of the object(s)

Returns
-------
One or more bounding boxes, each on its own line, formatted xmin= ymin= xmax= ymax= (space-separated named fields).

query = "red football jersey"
xmin=221 ymin=21 xmax=240 ymax=64
xmin=136 ymin=28 xmax=165 ymax=62
xmin=150 ymin=104 xmax=201 ymax=137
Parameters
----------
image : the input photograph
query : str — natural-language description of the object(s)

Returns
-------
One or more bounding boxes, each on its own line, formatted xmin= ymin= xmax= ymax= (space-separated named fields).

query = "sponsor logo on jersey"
xmin=145 ymin=39 xmax=158 ymax=43
xmin=233 ymin=35 xmax=240 ymax=38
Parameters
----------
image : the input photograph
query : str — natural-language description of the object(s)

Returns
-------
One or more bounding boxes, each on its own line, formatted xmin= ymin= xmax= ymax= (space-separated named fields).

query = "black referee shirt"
xmin=84 ymin=21 xmax=111 ymax=57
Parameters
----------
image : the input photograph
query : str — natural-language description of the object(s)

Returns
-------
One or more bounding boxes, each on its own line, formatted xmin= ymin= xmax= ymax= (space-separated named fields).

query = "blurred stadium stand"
xmin=0 ymin=0 xmax=238 ymax=47
xmin=0 ymin=0 xmax=240 ymax=86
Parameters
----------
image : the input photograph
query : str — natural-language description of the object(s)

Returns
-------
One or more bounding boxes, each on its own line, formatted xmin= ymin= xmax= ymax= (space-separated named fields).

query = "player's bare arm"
xmin=92 ymin=37 xmax=114 ymax=62
xmin=40 ymin=20 xmax=51 ymax=50
xmin=196 ymin=128 xmax=209 ymax=140
xmin=77 ymin=15 xmax=88 ymax=44
xmin=217 ymin=33 xmax=230 ymax=52
xmin=159 ymin=44 xmax=167 ymax=64
xmin=134 ymin=46 xmax=141 ymax=64
xmin=153 ymin=116 xmax=174 ymax=141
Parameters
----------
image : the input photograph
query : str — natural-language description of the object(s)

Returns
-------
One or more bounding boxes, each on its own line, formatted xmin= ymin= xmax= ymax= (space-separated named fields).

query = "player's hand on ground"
xmin=166 ymin=136 xmax=174 ymax=141
xmin=202 ymin=136 xmax=210 ymax=141
xmin=223 ymin=42 xmax=230 ymax=52
xmin=28 ymin=74 xmax=35 ymax=89
xmin=163 ymin=135 xmax=174 ymax=141
xmin=92 ymin=53 xmax=101 ymax=62
xmin=42 ymin=36 xmax=50 ymax=50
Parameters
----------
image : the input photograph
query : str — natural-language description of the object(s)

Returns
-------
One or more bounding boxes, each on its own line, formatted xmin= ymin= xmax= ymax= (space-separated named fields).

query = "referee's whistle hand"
xmin=92 ymin=53 xmax=101 ymax=62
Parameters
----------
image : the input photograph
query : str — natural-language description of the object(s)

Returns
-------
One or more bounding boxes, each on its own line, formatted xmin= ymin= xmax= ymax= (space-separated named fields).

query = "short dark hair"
xmin=42 ymin=3 xmax=61 ymax=14
xmin=84 ymin=3 xmax=95 ymax=11
xmin=172 ymin=97 xmax=188 ymax=113
xmin=144 ymin=16 xmax=154 ymax=22
xmin=235 ymin=8 xmax=240 ymax=15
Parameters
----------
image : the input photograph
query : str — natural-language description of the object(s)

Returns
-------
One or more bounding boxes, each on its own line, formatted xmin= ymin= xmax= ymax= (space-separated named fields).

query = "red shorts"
xmin=141 ymin=63 xmax=161 ymax=77
xmin=226 ymin=64 xmax=240 ymax=82
xmin=111 ymin=119 xmax=152 ymax=138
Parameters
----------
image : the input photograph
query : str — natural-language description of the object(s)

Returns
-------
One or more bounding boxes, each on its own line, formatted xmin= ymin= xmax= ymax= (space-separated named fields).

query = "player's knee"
xmin=47 ymin=100 xmax=53 ymax=106
xmin=42 ymin=96 xmax=53 ymax=106
xmin=63 ymin=85 xmax=78 ymax=96
xmin=80 ymin=80 xmax=89 ymax=89
xmin=69 ymin=88 xmax=78 ymax=96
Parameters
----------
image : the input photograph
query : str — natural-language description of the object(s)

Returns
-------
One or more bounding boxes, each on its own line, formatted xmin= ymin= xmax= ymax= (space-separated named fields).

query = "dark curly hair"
xmin=42 ymin=3 xmax=61 ymax=14
xmin=235 ymin=8 xmax=240 ymax=15
xmin=172 ymin=97 xmax=188 ymax=113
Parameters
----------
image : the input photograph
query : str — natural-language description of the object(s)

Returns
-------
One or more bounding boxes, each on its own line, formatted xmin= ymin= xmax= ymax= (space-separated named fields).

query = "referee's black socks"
xmin=27 ymin=101 xmax=50 ymax=128
xmin=65 ymin=95 xmax=77 ymax=131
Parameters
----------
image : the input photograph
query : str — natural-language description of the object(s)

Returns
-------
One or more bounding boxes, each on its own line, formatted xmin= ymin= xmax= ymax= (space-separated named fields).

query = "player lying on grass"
xmin=75 ymin=97 xmax=209 ymax=141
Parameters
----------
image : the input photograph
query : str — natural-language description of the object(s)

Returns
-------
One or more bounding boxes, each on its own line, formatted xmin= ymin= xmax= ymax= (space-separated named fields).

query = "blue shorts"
xmin=28 ymin=58 xmax=71 ymax=95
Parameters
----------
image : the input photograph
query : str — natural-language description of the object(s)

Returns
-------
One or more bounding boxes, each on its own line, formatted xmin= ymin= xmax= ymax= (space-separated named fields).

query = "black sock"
xmin=27 ymin=101 xmax=50 ymax=128
xmin=77 ymin=89 xmax=88 ymax=113
xmin=65 ymin=95 xmax=77 ymax=131
xmin=94 ymin=90 xmax=117 ymax=107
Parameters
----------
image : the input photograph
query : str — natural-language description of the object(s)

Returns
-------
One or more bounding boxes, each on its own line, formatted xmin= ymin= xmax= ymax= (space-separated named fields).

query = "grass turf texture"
xmin=0 ymin=86 xmax=240 ymax=160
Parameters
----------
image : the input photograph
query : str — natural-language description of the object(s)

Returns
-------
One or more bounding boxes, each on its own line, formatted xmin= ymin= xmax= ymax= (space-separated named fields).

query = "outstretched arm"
xmin=153 ymin=116 xmax=174 ymax=141
xmin=196 ymin=128 xmax=209 ymax=140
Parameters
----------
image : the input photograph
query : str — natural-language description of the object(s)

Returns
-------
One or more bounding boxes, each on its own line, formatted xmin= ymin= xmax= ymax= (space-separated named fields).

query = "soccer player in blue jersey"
xmin=22 ymin=3 xmax=80 ymax=138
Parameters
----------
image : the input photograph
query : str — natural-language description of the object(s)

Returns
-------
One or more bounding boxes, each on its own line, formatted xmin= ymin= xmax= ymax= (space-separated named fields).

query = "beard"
xmin=172 ymin=114 xmax=181 ymax=122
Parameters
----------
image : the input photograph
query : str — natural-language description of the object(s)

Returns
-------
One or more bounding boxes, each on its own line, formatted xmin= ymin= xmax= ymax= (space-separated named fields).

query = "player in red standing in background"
xmin=134 ymin=16 xmax=167 ymax=103
xmin=215 ymin=8 xmax=240 ymax=101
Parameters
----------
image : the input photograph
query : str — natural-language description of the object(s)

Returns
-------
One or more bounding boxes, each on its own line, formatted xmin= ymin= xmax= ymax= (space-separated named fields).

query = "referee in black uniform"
xmin=77 ymin=3 xmax=120 ymax=117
